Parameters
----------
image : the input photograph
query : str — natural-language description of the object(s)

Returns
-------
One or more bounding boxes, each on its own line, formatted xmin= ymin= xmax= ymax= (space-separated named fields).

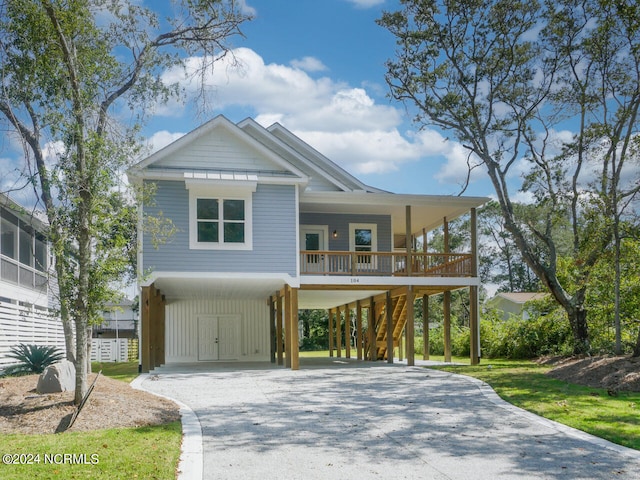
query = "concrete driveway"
xmin=135 ymin=358 xmax=640 ymax=480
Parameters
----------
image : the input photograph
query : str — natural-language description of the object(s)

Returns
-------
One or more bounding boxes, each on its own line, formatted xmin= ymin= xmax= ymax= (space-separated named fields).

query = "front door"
xmin=300 ymin=225 xmax=328 ymax=273
xmin=197 ymin=315 xmax=240 ymax=361
xmin=198 ymin=316 xmax=218 ymax=361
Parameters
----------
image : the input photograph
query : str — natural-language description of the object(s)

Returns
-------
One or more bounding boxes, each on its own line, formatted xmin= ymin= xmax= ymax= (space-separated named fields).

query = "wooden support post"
xmin=276 ymin=294 xmax=284 ymax=365
xmin=470 ymin=207 xmax=480 ymax=365
xmin=398 ymin=329 xmax=404 ymax=361
xmin=140 ymin=286 xmax=151 ymax=373
xmin=406 ymin=205 xmax=412 ymax=276
xmin=423 ymin=294 xmax=430 ymax=360
xmin=470 ymin=286 xmax=480 ymax=365
xmin=269 ymin=296 xmax=276 ymax=363
xmin=386 ymin=291 xmax=393 ymax=364
xmin=345 ymin=304 xmax=351 ymax=359
xmin=328 ymin=309 xmax=334 ymax=358
xmin=336 ymin=305 xmax=342 ymax=358
xmin=284 ymin=286 xmax=292 ymax=368
xmin=356 ymin=300 xmax=363 ymax=360
xmin=406 ymin=286 xmax=415 ymax=366
xmin=290 ymin=287 xmax=300 ymax=370
xmin=368 ymin=297 xmax=376 ymax=361
xmin=423 ymin=227 xmax=428 ymax=274
xmin=443 ymin=290 xmax=452 ymax=363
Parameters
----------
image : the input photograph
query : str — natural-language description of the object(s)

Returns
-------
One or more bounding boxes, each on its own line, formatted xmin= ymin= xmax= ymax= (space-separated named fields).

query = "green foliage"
xmin=3 ymin=344 xmax=65 ymax=376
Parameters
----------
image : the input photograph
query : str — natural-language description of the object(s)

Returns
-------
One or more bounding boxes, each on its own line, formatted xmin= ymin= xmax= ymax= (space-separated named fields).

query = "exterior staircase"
xmin=375 ymin=294 xmax=407 ymax=360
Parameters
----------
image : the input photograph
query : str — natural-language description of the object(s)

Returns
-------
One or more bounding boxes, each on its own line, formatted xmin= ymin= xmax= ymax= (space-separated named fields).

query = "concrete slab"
xmin=137 ymin=358 xmax=640 ymax=480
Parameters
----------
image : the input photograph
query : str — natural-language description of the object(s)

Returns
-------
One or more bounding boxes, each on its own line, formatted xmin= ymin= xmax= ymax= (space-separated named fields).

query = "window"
xmin=195 ymin=198 xmax=245 ymax=244
xmin=188 ymin=186 xmax=253 ymax=250
xmin=1 ymin=216 xmax=17 ymax=260
xmin=349 ymin=223 xmax=378 ymax=270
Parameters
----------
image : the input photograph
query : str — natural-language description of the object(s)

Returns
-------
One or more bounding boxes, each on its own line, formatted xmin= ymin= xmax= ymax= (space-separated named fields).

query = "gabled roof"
xmin=488 ymin=292 xmax=548 ymax=305
xmin=265 ymin=121 xmax=384 ymax=193
xmin=128 ymin=115 xmax=309 ymax=184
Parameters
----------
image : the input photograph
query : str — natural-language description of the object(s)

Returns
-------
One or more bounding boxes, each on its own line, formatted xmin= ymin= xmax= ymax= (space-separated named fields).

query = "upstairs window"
xmin=196 ymin=198 xmax=245 ymax=244
xmin=188 ymin=185 xmax=253 ymax=250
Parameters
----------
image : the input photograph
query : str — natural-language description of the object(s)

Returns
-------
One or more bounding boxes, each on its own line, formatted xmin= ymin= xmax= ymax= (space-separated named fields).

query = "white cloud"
xmin=146 ymin=130 xmax=186 ymax=155
xmin=290 ymin=56 xmax=328 ymax=72
xmin=157 ymin=47 xmax=478 ymax=180
xmin=344 ymin=0 xmax=385 ymax=8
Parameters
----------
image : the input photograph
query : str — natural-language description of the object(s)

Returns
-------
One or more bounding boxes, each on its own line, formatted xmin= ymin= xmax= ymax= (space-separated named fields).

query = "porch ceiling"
xmin=300 ymin=191 xmax=488 ymax=235
xmin=149 ymin=275 xmax=288 ymax=301
xmin=297 ymin=289 xmax=386 ymax=310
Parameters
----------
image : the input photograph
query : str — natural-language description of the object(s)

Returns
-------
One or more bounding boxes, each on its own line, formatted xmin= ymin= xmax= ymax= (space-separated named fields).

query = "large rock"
xmin=37 ymin=360 xmax=76 ymax=393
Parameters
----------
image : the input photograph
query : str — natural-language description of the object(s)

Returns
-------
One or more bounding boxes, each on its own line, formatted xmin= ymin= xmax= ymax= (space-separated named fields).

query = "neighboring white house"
xmin=486 ymin=292 xmax=548 ymax=321
xmin=129 ymin=115 xmax=488 ymax=372
xmin=92 ymin=298 xmax=137 ymax=339
xmin=0 ymin=193 xmax=64 ymax=368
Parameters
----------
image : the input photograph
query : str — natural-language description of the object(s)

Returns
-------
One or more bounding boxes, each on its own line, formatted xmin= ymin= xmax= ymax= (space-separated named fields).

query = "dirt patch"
xmin=543 ymin=355 xmax=640 ymax=393
xmin=0 ymin=373 xmax=180 ymax=435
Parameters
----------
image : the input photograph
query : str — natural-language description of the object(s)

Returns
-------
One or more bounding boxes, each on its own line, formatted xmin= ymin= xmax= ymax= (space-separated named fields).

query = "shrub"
xmin=3 ymin=344 xmax=65 ymax=376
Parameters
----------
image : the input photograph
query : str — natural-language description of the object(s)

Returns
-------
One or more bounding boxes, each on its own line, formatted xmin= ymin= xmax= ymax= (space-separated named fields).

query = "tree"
xmin=0 ymin=0 xmax=251 ymax=404
xmin=479 ymin=201 xmax=541 ymax=293
xmin=379 ymin=0 xmax=640 ymax=353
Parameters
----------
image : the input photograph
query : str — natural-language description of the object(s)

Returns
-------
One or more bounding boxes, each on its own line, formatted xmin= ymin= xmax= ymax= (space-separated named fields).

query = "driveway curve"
xmin=138 ymin=358 xmax=640 ymax=480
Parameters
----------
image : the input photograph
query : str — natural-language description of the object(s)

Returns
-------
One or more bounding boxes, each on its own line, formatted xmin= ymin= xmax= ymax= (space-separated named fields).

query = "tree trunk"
xmin=74 ymin=320 xmax=88 ymax=405
xmin=568 ymin=306 xmax=590 ymax=355
xmin=633 ymin=325 xmax=640 ymax=358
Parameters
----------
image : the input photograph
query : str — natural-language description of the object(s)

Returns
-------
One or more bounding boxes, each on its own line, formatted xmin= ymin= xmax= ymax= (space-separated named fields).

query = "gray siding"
xmin=300 ymin=213 xmax=392 ymax=252
xmin=143 ymin=181 xmax=297 ymax=276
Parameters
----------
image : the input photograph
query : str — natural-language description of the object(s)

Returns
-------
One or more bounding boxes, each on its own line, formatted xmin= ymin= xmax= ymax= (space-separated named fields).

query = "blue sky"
xmin=0 ymin=0 xmax=493 ymax=202
xmin=143 ymin=0 xmax=492 ymax=198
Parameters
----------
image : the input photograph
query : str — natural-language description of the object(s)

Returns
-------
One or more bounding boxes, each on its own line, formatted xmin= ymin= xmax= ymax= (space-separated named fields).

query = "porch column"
xmin=386 ymin=291 xmax=393 ymax=364
xmin=344 ymin=304 xmax=351 ymax=359
xmin=328 ymin=308 xmax=334 ymax=358
xmin=406 ymin=286 xmax=415 ymax=366
xmin=336 ymin=305 xmax=342 ymax=358
xmin=368 ymin=296 xmax=376 ymax=361
xmin=443 ymin=217 xmax=452 ymax=363
xmin=356 ymin=300 xmax=363 ymax=360
xmin=470 ymin=207 xmax=480 ymax=365
xmin=276 ymin=294 xmax=284 ymax=365
xmin=443 ymin=290 xmax=452 ymax=363
xmin=284 ymin=287 xmax=292 ymax=368
xmin=269 ymin=296 xmax=276 ymax=363
xmin=422 ymin=228 xmax=428 ymax=274
xmin=423 ymin=294 xmax=430 ymax=360
xmin=140 ymin=285 xmax=151 ymax=373
xmin=406 ymin=205 xmax=412 ymax=276
xmin=289 ymin=287 xmax=300 ymax=370
xmin=140 ymin=284 xmax=165 ymax=373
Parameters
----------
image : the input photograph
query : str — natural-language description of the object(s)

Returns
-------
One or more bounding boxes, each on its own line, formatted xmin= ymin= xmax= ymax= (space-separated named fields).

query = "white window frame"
xmin=349 ymin=223 xmax=378 ymax=253
xmin=188 ymin=184 xmax=254 ymax=251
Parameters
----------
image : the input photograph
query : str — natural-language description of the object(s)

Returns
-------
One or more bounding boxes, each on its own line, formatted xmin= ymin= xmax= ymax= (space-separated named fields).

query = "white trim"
xmin=141 ymin=271 xmax=300 ymax=287
xmin=187 ymin=186 xmax=254 ymax=251
xmin=349 ymin=223 xmax=378 ymax=253
xmin=295 ymin=185 xmax=301 ymax=278
xmin=299 ymin=276 xmax=481 ymax=287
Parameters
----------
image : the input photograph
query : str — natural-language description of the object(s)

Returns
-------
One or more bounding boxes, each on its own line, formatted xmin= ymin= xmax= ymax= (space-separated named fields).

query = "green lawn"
xmin=1 ymin=361 xmax=182 ymax=480
xmin=429 ymin=359 xmax=640 ymax=451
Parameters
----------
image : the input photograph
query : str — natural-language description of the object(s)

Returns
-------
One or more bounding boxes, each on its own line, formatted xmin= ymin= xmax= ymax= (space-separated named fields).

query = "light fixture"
xmin=332 ymin=230 xmax=338 ymax=238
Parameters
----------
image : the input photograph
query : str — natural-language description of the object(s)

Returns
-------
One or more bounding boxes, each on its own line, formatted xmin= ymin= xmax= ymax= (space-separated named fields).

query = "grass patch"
xmin=1 ymin=421 xmax=181 ymax=479
xmin=91 ymin=361 xmax=139 ymax=383
xmin=430 ymin=359 xmax=640 ymax=451
xmin=1 ymin=362 xmax=181 ymax=479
